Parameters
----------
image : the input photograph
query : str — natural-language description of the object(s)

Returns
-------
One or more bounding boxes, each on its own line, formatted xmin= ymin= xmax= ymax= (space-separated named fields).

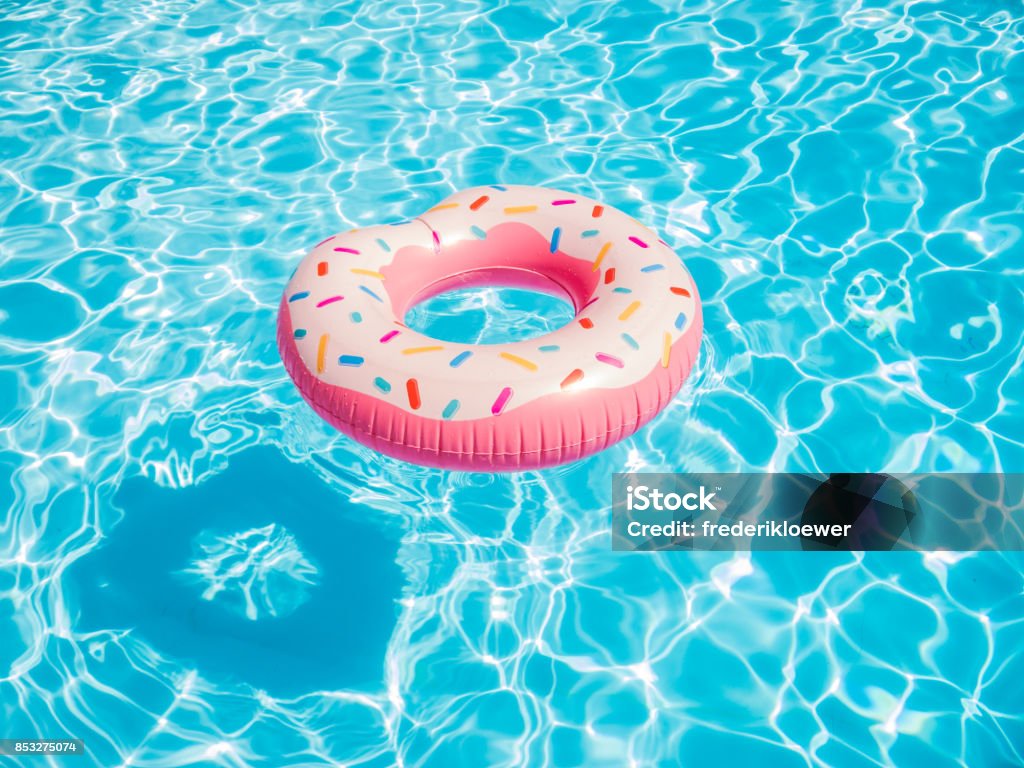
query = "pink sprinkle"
xmin=551 ymin=199 xmax=576 ymax=205
xmin=432 ymin=230 xmax=441 ymax=253
xmin=379 ymin=330 xmax=400 ymax=343
xmin=628 ymin=236 xmax=648 ymax=248
xmin=595 ymin=352 xmax=624 ymax=368
xmin=316 ymin=236 xmax=336 ymax=247
xmin=491 ymin=387 xmax=513 ymax=415
xmin=333 ymin=246 xmax=360 ymax=254
xmin=316 ymin=295 xmax=344 ymax=307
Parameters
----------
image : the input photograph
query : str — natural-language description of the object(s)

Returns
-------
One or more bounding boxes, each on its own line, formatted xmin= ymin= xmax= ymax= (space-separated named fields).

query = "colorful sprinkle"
xmin=350 ymin=312 xmax=362 ymax=323
xmin=289 ymin=291 xmax=310 ymax=302
xmin=350 ymin=268 xmax=385 ymax=279
xmin=376 ymin=238 xmax=391 ymax=252
xmin=317 ymin=261 xmax=328 ymax=276
xmin=675 ymin=312 xmax=688 ymax=330
xmin=560 ymin=369 xmax=584 ymax=390
xmin=550 ymin=226 xmax=561 ymax=253
xmin=316 ymin=295 xmax=344 ymax=308
xmin=604 ymin=268 xmax=616 ymax=285
xmin=333 ymin=246 xmax=360 ymax=254
xmin=491 ymin=387 xmax=513 ymax=415
xmin=596 ymin=352 xmax=624 ymax=368
xmin=470 ymin=195 xmax=490 ymax=210
xmin=470 ymin=225 xmax=487 ymax=239
xmin=499 ymin=352 xmax=538 ymax=371
xmin=579 ymin=318 xmax=594 ymax=329
xmin=538 ymin=345 xmax=560 ymax=352
xmin=380 ymin=330 xmax=400 ymax=343
xmin=670 ymin=286 xmax=691 ymax=297
xmin=429 ymin=203 xmax=459 ymax=212
xmin=613 ymin=287 xmax=632 ymax=294
xmin=640 ymin=264 xmax=665 ymax=273
xmin=490 ymin=184 xmax=507 ymax=191
xmin=337 ymin=354 xmax=364 ymax=367
xmin=662 ymin=332 xmax=671 ymax=368
xmin=622 ymin=333 xmax=639 ymax=349
xmin=360 ymin=285 xmax=384 ymax=302
xmin=581 ymin=229 xmax=599 ymax=238
xmin=442 ymin=400 xmax=460 ymax=420
xmin=592 ymin=242 xmax=611 ymax=272
xmin=629 ymin=236 xmax=649 ymax=248
xmin=504 ymin=205 xmax=537 ymax=214
xmin=618 ymin=300 xmax=641 ymax=321
xmin=450 ymin=350 xmax=473 ymax=367
xmin=293 ymin=329 xmax=307 ymax=339
xmin=403 ymin=345 xmax=444 ymax=355
xmin=432 ymin=230 xmax=441 ymax=253
xmin=551 ymin=199 xmax=576 ymax=206
xmin=316 ymin=334 xmax=328 ymax=373
xmin=592 ymin=205 xmax=604 ymax=218
xmin=406 ymin=379 xmax=421 ymax=410
xmin=374 ymin=377 xmax=392 ymax=393
xmin=315 ymin=236 xmax=335 ymax=247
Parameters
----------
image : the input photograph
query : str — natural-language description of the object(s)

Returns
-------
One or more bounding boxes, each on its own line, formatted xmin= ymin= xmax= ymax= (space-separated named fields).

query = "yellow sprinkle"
xmin=350 ymin=268 xmax=385 ymax=279
xmin=402 ymin=345 xmax=445 ymax=355
xmin=317 ymin=334 xmax=329 ymax=373
xmin=499 ymin=352 xmax=538 ymax=372
xmin=429 ymin=203 xmax=460 ymax=212
xmin=618 ymin=300 xmax=642 ymax=321
xmin=503 ymin=205 xmax=538 ymax=214
xmin=661 ymin=332 xmax=671 ymax=368
xmin=592 ymin=242 xmax=611 ymax=272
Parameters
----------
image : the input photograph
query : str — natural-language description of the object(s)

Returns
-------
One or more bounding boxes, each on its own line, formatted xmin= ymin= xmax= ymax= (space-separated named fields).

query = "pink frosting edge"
xmin=277 ymin=297 xmax=703 ymax=471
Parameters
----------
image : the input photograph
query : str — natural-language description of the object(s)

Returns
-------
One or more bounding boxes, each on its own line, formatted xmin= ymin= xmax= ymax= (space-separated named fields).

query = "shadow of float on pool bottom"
xmin=65 ymin=447 xmax=404 ymax=697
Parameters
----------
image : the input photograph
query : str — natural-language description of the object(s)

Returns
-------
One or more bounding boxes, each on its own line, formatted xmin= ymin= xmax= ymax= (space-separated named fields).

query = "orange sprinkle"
xmin=670 ymin=286 xmax=691 ymax=297
xmin=316 ymin=334 xmax=328 ymax=373
xmin=429 ymin=203 xmax=459 ymax=212
xmin=661 ymin=332 xmax=671 ymax=368
xmin=592 ymin=205 xmax=604 ymax=218
xmin=499 ymin=352 xmax=538 ymax=371
xmin=350 ymin=268 xmax=385 ymax=279
xmin=402 ymin=345 xmax=444 ymax=355
xmin=618 ymin=300 xmax=641 ymax=321
xmin=503 ymin=205 xmax=538 ymax=214
xmin=317 ymin=261 xmax=328 ymax=276
xmin=406 ymin=378 xmax=421 ymax=409
xmin=469 ymin=195 xmax=490 ymax=210
xmin=592 ymin=242 xmax=611 ymax=272
xmin=579 ymin=318 xmax=594 ymax=329
xmin=561 ymin=369 xmax=584 ymax=390
xmin=604 ymin=268 xmax=616 ymax=285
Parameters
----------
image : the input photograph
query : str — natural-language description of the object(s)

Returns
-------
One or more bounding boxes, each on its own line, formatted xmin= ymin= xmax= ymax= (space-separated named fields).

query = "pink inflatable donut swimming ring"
xmin=277 ymin=185 xmax=703 ymax=471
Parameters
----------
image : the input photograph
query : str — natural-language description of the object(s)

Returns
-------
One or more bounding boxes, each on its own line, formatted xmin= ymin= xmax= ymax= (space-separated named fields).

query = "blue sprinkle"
xmin=450 ymin=350 xmax=472 ymax=368
xmin=640 ymin=264 xmax=665 ymax=273
xmin=613 ymin=287 xmax=632 ymax=294
xmin=360 ymin=285 xmax=384 ymax=302
xmin=490 ymin=184 xmax=507 ymax=191
xmin=338 ymin=355 xmax=365 ymax=367
xmin=550 ymin=226 xmax=561 ymax=253
xmin=288 ymin=291 xmax=310 ymax=302
xmin=293 ymin=329 xmax=307 ymax=339
xmin=538 ymin=345 xmax=560 ymax=352
xmin=675 ymin=312 xmax=687 ymax=330
xmin=350 ymin=312 xmax=362 ymax=323
xmin=442 ymin=400 xmax=460 ymax=420
xmin=470 ymin=225 xmax=487 ymax=239
xmin=622 ymin=333 xmax=639 ymax=350
xmin=376 ymin=238 xmax=391 ymax=252
xmin=581 ymin=229 xmax=599 ymax=238
xmin=373 ymin=377 xmax=392 ymax=393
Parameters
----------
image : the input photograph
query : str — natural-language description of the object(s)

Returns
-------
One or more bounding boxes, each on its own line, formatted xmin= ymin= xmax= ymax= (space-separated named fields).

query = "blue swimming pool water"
xmin=1 ymin=0 xmax=1023 ymax=765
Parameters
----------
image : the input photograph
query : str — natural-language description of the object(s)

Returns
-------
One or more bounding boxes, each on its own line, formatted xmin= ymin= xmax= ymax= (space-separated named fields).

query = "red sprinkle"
xmin=406 ymin=378 xmax=421 ymax=410
xmin=604 ymin=268 xmax=616 ymax=285
xmin=670 ymin=286 xmax=691 ymax=297
xmin=592 ymin=205 xmax=604 ymax=218
xmin=560 ymin=369 xmax=584 ymax=390
xmin=317 ymin=261 xmax=328 ymax=276
xmin=579 ymin=318 xmax=594 ymax=329
xmin=470 ymin=195 xmax=490 ymax=210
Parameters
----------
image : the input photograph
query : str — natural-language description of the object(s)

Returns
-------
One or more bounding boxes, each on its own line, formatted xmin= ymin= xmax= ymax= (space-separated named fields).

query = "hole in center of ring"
xmin=404 ymin=285 xmax=576 ymax=345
